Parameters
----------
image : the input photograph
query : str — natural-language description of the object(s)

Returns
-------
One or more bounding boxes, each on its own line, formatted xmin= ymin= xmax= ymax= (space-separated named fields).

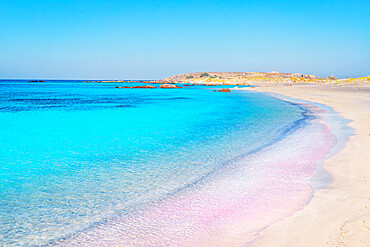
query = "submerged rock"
xmin=218 ymin=88 xmax=231 ymax=92
xmin=160 ymin=84 xmax=182 ymax=88
xmin=117 ymin=85 xmax=156 ymax=89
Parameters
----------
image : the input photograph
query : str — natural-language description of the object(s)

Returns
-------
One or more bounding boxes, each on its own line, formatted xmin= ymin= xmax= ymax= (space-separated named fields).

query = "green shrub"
xmin=200 ymin=73 xmax=209 ymax=77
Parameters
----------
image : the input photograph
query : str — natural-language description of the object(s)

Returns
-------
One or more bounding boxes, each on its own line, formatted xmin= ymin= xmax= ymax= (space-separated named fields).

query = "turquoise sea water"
xmin=0 ymin=81 xmax=309 ymax=246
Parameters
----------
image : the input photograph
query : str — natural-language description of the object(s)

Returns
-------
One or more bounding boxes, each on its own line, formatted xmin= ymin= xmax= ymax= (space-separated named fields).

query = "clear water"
xmin=0 ymin=81 xmax=315 ymax=246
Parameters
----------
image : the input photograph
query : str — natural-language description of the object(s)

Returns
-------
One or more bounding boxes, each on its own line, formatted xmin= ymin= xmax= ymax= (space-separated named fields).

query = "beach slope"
xmin=244 ymin=85 xmax=370 ymax=247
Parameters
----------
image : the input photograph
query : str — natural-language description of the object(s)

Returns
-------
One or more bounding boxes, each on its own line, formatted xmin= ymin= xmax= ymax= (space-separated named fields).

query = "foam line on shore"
xmin=262 ymin=92 xmax=353 ymax=191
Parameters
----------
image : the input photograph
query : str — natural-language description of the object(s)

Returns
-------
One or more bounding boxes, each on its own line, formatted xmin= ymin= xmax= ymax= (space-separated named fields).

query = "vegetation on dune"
xmin=342 ymin=76 xmax=370 ymax=85
xmin=200 ymin=73 xmax=209 ymax=77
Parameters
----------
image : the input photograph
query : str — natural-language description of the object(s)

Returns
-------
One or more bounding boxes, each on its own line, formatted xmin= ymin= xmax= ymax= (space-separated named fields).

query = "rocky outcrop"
xmin=218 ymin=88 xmax=231 ymax=92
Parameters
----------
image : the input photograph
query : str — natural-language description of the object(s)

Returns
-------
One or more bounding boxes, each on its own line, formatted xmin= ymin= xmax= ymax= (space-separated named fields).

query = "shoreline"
xmin=240 ymin=84 xmax=370 ymax=246
xmin=51 ymin=86 xmax=335 ymax=246
xmin=2 ymin=81 xmax=368 ymax=246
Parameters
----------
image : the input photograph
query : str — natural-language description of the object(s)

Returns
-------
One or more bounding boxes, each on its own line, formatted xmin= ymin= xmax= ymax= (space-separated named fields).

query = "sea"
xmin=0 ymin=80 xmax=348 ymax=246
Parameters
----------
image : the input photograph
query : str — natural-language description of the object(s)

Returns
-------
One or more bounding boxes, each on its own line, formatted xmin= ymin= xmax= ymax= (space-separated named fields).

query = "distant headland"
xmin=84 ymin=72 xmax=370 ymax=86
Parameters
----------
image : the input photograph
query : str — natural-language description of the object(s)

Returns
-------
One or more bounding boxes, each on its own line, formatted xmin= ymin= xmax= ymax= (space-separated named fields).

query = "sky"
xmin=0 ymin=0 xmax=369 ymax=79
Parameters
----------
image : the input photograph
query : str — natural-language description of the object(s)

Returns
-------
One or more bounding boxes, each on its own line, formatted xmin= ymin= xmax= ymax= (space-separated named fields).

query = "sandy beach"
xmin=240 ymin=84 xmax=370 ymax=246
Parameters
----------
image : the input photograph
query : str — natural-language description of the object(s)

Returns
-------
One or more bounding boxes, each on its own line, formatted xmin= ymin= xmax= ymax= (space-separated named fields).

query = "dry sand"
xmin=239 ymin=84 xmax=370 ymax=247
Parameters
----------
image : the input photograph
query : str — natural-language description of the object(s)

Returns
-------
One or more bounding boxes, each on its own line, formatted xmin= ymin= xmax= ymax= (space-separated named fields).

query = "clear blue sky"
xmin=0 ymin=0 xmax=369 ymax=79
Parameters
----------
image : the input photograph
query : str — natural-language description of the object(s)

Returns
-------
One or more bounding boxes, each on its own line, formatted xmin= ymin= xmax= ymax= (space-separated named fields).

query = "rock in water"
xmin=117 ymin=85 xmax=156 ymax=89
xmin=160 ymin=84 xmax=181 ymax=88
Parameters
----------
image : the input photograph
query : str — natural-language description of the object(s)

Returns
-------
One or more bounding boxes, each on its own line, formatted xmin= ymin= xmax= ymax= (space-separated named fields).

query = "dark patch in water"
xmin=167 ymin=97 xmax=190 ymax=100
xmin=147 ymin=97 xmax=191 ymax=101
xmin=0 ymin=95 xmax=146 ymax=112
xmin=116 ymin=105 xmax=132 ymax=108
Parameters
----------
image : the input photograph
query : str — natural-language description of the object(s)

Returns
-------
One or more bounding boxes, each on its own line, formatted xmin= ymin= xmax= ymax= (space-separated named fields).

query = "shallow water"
xmin=0 ymin=81 xmax=336 ymax=246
